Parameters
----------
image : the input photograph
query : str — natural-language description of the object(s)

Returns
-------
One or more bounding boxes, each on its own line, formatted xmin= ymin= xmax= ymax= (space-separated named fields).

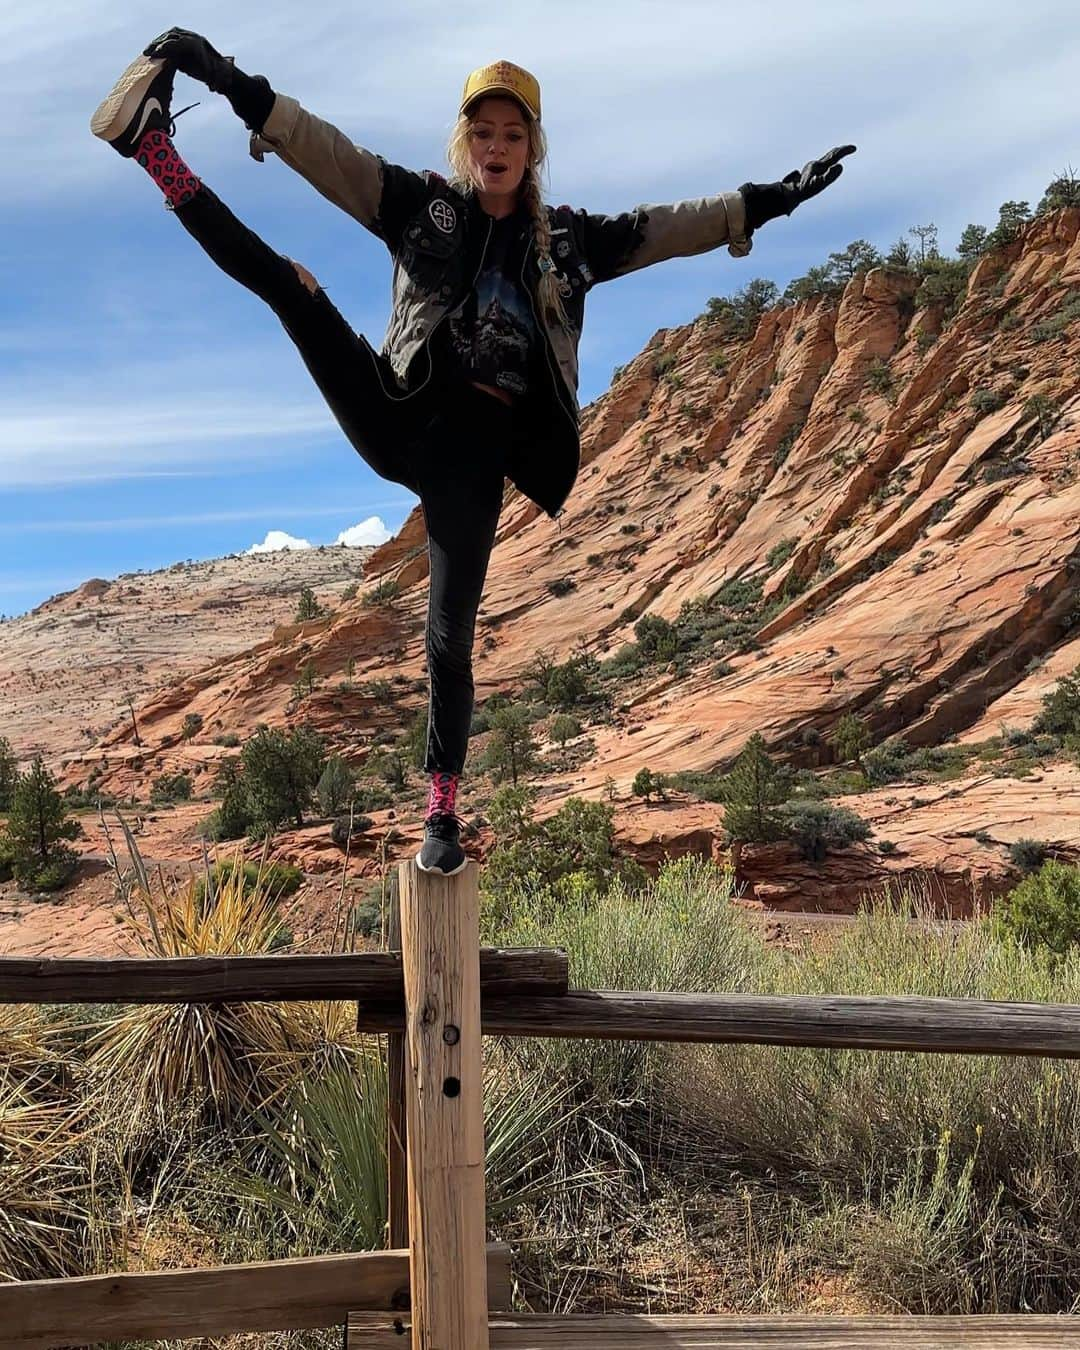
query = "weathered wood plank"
xmin=400 ymin=859 xmax=489 ymax=1350
xmin=386 ymin=871 xmax=410 ymax=1250
xmin=0 ymin=948 xmax=567 ymax=1004
xmin=0 ymin=1244 xmax=512 ymax=1350
xmin=348 ymin=1310 xmax=1080 ymax=1349
xmin=357 ymin=990 xmax=1080 ymax=1057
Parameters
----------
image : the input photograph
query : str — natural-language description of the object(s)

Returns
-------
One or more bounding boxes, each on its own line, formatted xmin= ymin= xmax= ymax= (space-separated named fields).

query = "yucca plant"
xmin=86 ymin=823 xmax=315 ymax=1146
xmin=232 ymin=1044 xmax=603 ymax=1257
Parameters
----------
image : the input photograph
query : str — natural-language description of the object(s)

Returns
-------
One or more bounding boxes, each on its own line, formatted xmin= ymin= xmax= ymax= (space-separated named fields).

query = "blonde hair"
xmin=446 ymin=105 xmax=570 ymax=330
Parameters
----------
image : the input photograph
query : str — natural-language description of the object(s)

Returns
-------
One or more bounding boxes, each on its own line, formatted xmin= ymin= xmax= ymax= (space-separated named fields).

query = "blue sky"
xmin=2 ymin=1 xmax=1077 ymax=617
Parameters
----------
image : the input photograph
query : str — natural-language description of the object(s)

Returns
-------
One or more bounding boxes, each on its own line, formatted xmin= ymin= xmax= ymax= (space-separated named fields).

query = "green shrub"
xmin=195 ymin=858 xmax=302 ymax=909
xmin=547 ymin=577 xmax=576 ymax=598
xmin=1009 ymin=838 xmax=1050 ymax=873
xmin=866 ymin=358 xmax=894 ymax=397
xmin=242 ymin=724 xmax=326 ymax=834
xmin=766 ymin=538 xmax=798 ymax=571
xmin=634 ymin=614 xmax=679 ymax=661
xmin=631 ymin=768 xmax=667 ymax=802
xmin=482 ymin=786 xmax=645 ymax=906
xmin=831 ymin=713 xmax=871 ymax=766
xmin=991 ymin=860 xmax=1080 ymax=955
xmin=861 ymin=738 xmax=912 ymax=786
xmin=361 ymin=578 xmax=401 ymax=607
xmin=971 ymin=387 xmax=1008 ymax=415
xmin=548 ymin=713 xmax=582 ymax=749
xmin=1033 ymin=665 xmax=1080 ymax=737
xmin=0 ymin=834 xmax=16 ymax=882
xmin=778 ymin=800 xmax=872 ymax=861
xmin=479 ymin=704 xmax=538 ymax=786
xmin=181 ymin=713 xmax=204 ymax=741
xmin=150 ymin=772 xmax=193 ymax=804
xmin=0 ymin=736 xmax=17 ymax=811
xmin=665 ymin=769 xmax=728 ymax=802
xmin=330 ymin=814 xmax=374 ymax=848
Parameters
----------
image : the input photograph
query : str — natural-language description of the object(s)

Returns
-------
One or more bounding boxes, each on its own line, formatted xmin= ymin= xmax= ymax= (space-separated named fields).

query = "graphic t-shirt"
xmin=443 ymin=210 xmax=540 ymax=398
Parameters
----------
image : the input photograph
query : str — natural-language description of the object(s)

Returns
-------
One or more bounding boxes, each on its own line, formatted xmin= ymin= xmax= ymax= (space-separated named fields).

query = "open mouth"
xmin=486 ymin=165 xmax=507 ymax=176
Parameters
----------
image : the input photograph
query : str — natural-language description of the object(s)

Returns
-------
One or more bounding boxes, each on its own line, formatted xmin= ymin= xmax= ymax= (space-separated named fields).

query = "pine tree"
xmin=242 ymin=725 xmax=326 ymax=832
xmin=317 ymin=755 xmax=355 ymax=816
xmin=721 ymin=733 xmax=790 ymax=843
xmin=482 ymin=704 xmax=537 ymax=786
xmin=295 ymin=587 xmax=323 ymax=622
xmin=956 ymin=223 xmax=990 ymax=263
xmin=0 ymin=736 xmax=18 ymax=811
xmin=6 ymin=757 xmax=80 ymax=889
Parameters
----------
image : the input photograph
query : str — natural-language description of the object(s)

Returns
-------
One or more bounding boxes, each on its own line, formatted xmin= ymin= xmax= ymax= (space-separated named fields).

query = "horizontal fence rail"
xmin=0 ymin=949 xmax=568 ymax=1004
xmin=356 ymin=989 xmax=1080 ymax=1058
xmin=348 ymin=1311 xmax=1080 ymax=1348
xmin=0 ymin=1245 xmax=513 ymax=1350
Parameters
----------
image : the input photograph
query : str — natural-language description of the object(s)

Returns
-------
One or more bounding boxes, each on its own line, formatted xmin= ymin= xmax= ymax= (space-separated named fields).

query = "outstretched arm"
xmin=580 ymin=145 xmax=856 ymax=284
xmin=142 ymin=28 xmax=430 ymax=253
xmin=253 ymin=94 xmax=431 ymax=251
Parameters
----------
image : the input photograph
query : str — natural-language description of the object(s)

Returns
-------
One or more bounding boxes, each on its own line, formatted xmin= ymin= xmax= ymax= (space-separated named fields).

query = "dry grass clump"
xmin=0 ymin=1069 xmax=86 ymax=1281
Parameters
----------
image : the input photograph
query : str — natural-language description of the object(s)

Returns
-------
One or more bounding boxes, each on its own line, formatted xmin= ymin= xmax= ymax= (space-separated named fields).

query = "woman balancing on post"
xmin=91 ymin=32 xmax=854 ymax=877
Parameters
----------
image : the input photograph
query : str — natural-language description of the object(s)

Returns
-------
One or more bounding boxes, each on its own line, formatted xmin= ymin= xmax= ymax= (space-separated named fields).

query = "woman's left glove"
xmin=739 ymin=145 xmax=856 ymax=232
xmin=143 ymin=27 xmax=274 ymax=132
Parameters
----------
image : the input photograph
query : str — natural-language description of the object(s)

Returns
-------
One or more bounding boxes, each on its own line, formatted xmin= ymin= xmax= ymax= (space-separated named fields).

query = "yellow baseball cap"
xmin=460 ymin=60 xmax=541 ymax=122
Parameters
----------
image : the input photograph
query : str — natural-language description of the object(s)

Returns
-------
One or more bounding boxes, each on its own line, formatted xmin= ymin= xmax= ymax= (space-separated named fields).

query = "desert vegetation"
xmin=7 ymin=835 xmax=1080 ymax=1324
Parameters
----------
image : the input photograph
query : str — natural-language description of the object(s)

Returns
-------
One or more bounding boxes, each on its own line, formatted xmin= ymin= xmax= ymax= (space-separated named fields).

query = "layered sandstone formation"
xmin=0 ymin=546 xmax=373 ymax=764
xmin=32 ymin=207 xmax=1080 ymax=913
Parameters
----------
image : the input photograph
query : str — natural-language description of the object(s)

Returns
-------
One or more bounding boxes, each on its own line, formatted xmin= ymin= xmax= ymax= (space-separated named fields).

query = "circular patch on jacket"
xmin=429 ymin=199 xmax=457 ymax=233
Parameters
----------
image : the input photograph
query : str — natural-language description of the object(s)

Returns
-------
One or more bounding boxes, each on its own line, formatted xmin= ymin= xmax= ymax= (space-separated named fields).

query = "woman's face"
xmin=466 ymin=96 xmax=530 ymax=203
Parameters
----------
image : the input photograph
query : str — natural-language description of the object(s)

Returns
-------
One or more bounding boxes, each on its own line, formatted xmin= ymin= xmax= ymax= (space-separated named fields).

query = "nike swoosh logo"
xmin=133 ymin=97 xmax=162 ymax=142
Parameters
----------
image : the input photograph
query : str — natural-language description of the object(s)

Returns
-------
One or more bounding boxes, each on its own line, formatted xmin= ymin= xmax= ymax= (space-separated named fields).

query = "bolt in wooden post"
xmin=398 ymin=859 xmax=488 ymax=1350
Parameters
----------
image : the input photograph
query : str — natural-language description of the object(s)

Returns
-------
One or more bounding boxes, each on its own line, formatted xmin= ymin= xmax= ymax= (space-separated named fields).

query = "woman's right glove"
xmin=143 ymin=27 xmax=275 ymax=132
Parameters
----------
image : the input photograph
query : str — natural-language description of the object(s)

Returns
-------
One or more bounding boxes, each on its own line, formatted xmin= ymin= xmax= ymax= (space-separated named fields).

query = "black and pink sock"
xmin=135 ymin=130 xmax=201 ymax=209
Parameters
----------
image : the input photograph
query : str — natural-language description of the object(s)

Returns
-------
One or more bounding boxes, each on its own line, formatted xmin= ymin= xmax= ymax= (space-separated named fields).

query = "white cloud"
xmin=336 ymin=516 xmax=392 ymax=547
xmin=247 ymin=530 xmax=312 ymax=553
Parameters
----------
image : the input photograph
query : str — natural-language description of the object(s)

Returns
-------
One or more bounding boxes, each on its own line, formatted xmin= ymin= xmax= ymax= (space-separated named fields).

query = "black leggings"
xmin=173 ymin=185 xmax=514 ymax=776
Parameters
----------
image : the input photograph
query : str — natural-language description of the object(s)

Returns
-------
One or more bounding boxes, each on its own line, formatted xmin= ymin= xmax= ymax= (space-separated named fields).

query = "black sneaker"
xmin=416 ymin=812 xmax=468 ymax=876
xmin=90 ymin=54 xmax=177 ymax=157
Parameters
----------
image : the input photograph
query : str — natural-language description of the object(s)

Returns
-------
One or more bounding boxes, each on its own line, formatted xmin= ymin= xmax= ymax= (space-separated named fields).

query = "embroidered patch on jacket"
xmin=429 ymin=199 xmax=457 ymax=233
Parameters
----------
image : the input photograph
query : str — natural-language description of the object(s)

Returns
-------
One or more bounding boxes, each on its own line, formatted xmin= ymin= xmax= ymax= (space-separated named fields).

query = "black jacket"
xmin=254 ymin=93 xmax=753 ymax=518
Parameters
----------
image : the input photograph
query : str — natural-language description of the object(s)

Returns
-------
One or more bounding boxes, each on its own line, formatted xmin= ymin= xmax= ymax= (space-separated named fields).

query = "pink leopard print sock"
xmin=135 ymin=130 xmax=201 ymax=209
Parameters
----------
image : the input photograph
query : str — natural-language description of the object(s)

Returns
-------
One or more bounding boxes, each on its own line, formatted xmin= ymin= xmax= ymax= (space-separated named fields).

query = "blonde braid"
xmin=520 ymin=166 xmax=570 ymax=330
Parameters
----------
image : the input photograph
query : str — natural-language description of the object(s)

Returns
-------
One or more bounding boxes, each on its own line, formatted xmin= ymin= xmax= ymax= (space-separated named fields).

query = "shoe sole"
xmin=413 ymin=850 xmax=469 ymax=877
xmin=90 ymin=53 xmax=164 ymax=140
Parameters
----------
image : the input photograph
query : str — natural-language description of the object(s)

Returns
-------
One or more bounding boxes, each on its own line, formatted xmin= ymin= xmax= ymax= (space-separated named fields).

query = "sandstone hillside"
xmin=19 ymin=206 xmax=1080 ymax=922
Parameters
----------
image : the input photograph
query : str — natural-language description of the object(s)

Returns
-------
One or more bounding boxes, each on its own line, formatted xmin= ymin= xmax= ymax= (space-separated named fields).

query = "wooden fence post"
xmin=398 ymin=859 xmax=488 ymax=1350
xmin=386 ymin=869 xmax=409 ymax=1251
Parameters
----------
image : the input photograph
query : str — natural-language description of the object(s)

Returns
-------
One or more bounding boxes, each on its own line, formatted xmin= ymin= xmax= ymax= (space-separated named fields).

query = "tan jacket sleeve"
xmin=251 ymin=93 xmax=429 ymax=249
xmin=582 ymin=190 xmax=753 ymax=284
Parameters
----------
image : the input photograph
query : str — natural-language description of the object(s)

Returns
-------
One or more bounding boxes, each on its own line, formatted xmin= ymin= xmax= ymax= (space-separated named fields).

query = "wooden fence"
xmin=1 ymin=860 xmax=1078 ymax=1349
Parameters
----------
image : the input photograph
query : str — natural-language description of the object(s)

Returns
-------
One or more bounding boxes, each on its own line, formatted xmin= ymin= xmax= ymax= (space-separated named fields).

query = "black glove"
xmin=143 ymin=27 xmax=275 ymax=132
xmin=739 ymin=145 xmax=856 ymax=232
